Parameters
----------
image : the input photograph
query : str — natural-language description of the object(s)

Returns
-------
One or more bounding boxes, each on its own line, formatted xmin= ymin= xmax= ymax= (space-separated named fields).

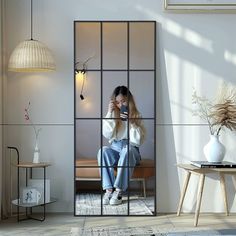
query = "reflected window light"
xmin=166 ymin=20 xmax=182 ymax=38
xmin=84 ymin=99 xmax=93 ymax=111
xmin=135 ymin=4 xmax=213 ymax=54
xmin=224 ymin=50 xmax=236 ymax=65
xmin=163 ymin=17 xmax=213 ymax=53
xmin=184 ymin=29 xmax=213 ymax=53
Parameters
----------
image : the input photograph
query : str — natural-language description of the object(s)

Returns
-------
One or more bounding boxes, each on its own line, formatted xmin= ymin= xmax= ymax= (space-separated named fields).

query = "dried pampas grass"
xmin=192 ymin=82 xmax=236 ymax=135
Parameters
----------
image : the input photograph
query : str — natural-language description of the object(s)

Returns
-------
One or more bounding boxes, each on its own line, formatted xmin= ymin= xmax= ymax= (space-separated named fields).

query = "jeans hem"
xmin=103 ymin=185 xmax=113 ymax=190
xmin=114 ymin=184 xmax=125 ymax=191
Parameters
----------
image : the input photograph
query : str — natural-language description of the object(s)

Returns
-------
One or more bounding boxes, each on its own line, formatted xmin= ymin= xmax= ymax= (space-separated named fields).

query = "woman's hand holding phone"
xmin=120 ymin=105 xmax=128 ymax=121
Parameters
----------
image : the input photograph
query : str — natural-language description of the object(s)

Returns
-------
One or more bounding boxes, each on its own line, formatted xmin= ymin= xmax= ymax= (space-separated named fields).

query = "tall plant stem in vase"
xmin=198 ymin=102 xmax=213 ymax=135
xmin=24 ymin=102 xmax=42 ymax=163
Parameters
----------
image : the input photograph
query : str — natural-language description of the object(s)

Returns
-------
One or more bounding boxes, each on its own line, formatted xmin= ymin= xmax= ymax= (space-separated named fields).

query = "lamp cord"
xmin=30 ymin=0 xmax=33 ymax=40
xmin=80 ymin=73 xmax=85 ymax=96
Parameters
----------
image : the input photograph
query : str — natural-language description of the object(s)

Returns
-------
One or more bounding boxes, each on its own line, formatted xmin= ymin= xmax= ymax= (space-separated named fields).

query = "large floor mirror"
xmin=74 ymin=21 xmax=156 ymax=216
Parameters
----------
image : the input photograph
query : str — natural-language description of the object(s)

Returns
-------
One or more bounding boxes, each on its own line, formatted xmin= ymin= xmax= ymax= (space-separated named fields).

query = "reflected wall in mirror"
xmin=74 ymin=21 xmax=156 ymax=216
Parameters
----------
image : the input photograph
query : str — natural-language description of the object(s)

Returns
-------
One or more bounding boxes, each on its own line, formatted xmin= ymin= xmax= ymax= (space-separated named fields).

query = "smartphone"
xmin=120 ymin=105 xmax=128 ymax=121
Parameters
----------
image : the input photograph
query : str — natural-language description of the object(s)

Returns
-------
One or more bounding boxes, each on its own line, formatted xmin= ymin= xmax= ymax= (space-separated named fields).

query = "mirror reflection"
xmin=75 ymin=21 xmax=156 ymax=216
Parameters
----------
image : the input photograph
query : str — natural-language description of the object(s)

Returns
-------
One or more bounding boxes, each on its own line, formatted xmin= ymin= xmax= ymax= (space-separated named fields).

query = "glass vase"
xmin=33 ymin=140 xmax=40 ymax=164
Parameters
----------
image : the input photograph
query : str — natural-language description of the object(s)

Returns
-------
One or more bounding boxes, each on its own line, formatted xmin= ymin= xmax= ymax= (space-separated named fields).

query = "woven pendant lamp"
xmin=8 ymin=0 xmax=55 ymax=72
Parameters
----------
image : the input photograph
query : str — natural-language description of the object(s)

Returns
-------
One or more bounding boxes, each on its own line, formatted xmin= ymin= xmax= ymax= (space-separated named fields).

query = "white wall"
xmin=4 ymin=0 xmax=236 ymax=213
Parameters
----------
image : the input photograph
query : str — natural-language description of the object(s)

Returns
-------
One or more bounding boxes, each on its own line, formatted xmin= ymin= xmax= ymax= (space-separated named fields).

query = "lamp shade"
xmin=75 ymin=71 xmax=86 ymax=81
xmin=8 ymin=39 xmax=56 ymax=72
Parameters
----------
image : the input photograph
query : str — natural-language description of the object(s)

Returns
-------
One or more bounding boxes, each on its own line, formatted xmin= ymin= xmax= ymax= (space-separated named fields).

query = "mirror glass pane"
xmin=76 ymin=72 xmax=101 ymax=118
xmin=137 ymin=119 xmax=155 ymax=163
xmin=75 ymin=177 xmax=101 ymax=215
xmin=130 ymin=72 xmax=155 ymax=118
xmin=76 ymin=120 xmax=100 ymax=161
xmin=129 ymin=168 xmax=155 ymax=215
xmin=102 ymin=71 xmax=127 ymax=117
xmin=103 ymin=23 xmax=127 ymax=69
xmin=130 ymin=22 xmax=155 ymax=70
xmin=102 ymin=167 xmax=128 ymax=215
xmin=75 ymin=22 xmax=101 ymax=70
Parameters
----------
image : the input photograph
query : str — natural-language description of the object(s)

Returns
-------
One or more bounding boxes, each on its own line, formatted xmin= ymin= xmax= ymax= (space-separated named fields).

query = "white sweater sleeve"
xmin=130 ymin=122 xmax=145 ymax=147
xmin=102 ymin=112 xmax=116 ymax=140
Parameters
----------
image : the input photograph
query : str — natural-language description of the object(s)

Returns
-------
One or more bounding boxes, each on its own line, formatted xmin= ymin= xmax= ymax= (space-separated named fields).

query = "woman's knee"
xmin=121 ymin=145 xmax=137 ymax=156
xmin=121 ymin=146 xmax=140 ymax=163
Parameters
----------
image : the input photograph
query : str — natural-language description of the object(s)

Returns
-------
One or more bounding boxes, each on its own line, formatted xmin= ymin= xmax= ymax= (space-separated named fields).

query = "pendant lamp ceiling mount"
xmin=8 ymin=0 xmax=56 ymax=72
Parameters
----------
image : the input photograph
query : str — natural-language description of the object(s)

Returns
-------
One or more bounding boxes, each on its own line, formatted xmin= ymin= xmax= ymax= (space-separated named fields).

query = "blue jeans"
xmin=97 ymin=139 xmax=141 ymax=191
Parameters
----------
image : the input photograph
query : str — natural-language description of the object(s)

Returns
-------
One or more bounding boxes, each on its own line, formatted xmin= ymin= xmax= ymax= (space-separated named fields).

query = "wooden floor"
xmin=0 ymin=213 xmax=236 ymax=235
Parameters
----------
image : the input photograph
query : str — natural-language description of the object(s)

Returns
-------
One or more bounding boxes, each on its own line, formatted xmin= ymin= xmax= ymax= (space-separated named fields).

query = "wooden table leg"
xmin=177 ymin=171 xmax=191 ymax=216
xmin=232 ymin=174 xmax=236 ymax=191
xmin=194 ymin=174 xmax=205 ymax=227
xmin=219 ymin=173 xmax=229 ymax=216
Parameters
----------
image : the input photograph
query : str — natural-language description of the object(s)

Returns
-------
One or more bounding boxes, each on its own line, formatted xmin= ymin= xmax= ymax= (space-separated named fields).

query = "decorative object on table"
xmin=28 ymin=178 xmax=50 ymax=203
xmin=22 ymin=187 xmax=41 ymax=204
xmin=8 ymin=0 xmax=55 ymax=72
xmin=24 ymin=102 xmax=42 ymax=163
xmin=190 ymin=161 xmax=236 ymax=168
xmin=9 ymin=155 xmax=56 ymax=222
xmin=203 ymin=134 xmax=225 ymax=163
xmin=192 ymin=83 xmax=236 ymax=162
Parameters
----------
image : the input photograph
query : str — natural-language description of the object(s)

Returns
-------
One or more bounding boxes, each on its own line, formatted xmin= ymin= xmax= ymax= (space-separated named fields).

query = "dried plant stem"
xmin=192 ymin=85 xmax=236 ymax=136
xmin=207 ymin=117 xmax=213 ymax=135
xmin=216 ymin=125 xmax=222 ymax=136
xmin=25 ymin=102 xmax=42 ymax=143
xmin=199 ymin=103 xmax=213 ymax=135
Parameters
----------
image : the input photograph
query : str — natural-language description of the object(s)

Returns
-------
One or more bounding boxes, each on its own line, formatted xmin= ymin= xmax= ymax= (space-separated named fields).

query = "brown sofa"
xmin=76 ymin=159 xmax=155 ymax=198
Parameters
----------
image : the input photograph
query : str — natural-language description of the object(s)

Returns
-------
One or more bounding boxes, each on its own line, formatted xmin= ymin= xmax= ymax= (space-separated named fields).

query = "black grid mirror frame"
xmin=74 ymin=21 xmax=156 ymax=216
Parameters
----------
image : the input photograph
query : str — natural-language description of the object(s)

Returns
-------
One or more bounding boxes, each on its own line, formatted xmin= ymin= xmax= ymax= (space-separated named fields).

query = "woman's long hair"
xmin=110 ymin=86 xmax=145 ymax=139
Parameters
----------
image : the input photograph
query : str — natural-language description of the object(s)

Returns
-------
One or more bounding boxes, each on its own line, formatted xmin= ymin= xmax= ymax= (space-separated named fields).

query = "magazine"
xmin=190 ymin=161 xmax=236 ymax=168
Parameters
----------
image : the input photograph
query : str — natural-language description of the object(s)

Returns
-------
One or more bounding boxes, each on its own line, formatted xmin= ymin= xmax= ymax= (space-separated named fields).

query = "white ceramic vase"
xmin=33 ymin=141 xmax=40 ymax=164
xmin=203 ymin=134 xmax=225 ymax=163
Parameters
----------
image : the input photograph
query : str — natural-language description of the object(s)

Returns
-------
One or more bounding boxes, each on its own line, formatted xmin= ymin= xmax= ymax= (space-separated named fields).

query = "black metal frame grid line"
xmin=100 ymin=21 xmax=103 ymax=215
xmin=74 ymin=20 xmax=156 ymax=216
xmin=154 ymin=21 xmax=157 ymax=216
xmin=75 ymin=118 xmax=155 ymax=120
xmin=127 ymin=21 xmax=131 ymax=213
xmin=80 ymin=69 xmax=155 ymax=71
xmin=2 ymin=124 xmax=74 ymax=126
xmin=75 ymin=166 xmax=155 ymax=169
xmin=73 ymin=20 xmax=155 ymax=22
xmin=0 ymin=123 xmax=214 ymax=126
xmin=73 ymin=20 xmax=76 ymax=216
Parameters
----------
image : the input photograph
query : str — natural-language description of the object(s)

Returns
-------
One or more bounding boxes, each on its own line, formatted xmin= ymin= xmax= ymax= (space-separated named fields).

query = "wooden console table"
xmin=177 ymin=164 xmax=236 ymax=226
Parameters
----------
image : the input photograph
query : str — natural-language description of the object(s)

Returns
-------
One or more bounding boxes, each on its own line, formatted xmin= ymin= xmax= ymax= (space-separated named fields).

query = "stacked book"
xmin=191 ymin=161 xmax=236 ymax=168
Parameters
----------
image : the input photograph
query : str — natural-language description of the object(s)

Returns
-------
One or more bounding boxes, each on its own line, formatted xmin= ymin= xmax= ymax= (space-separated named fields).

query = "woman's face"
xmin=115 ymin=94 xmax=127 ymax=109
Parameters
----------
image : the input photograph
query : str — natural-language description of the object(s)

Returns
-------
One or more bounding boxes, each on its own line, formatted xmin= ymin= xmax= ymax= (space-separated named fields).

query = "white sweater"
xmin=103 ymin=111 xmax=145 ymax=147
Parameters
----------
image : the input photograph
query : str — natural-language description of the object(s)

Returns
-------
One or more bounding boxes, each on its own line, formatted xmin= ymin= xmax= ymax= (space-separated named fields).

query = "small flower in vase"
xmin=24 ymin=102 xmax=42 ymax=163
